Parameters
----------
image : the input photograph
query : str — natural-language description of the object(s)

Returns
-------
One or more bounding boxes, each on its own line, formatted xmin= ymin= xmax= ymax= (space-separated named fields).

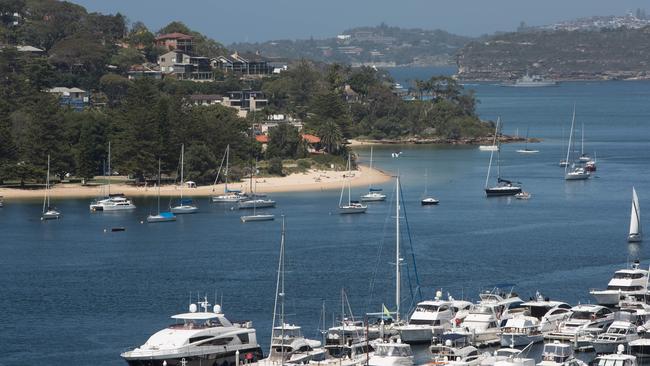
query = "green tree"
xmin=99 ymin=74 xmax=131 ymax=107
xmin=110 ymin=47 xmax=145 ymax=73
xmin=317 ymin=120 xmax=344 ymax=154
xmin=265 ymin=124 xmax=306 ymax=159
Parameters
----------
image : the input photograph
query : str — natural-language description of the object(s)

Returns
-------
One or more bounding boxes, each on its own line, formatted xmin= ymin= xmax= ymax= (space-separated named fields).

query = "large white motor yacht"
xmin=590 ymin=260 xmax=650 ymax=306
xmin=499 ymin=317 xmax=543 ymax=347
xmin=256 ymin=324 xmax=325 ymax=365
xmin=90 ymin=194 xmax=136 ymax=211
xmin=121 ymin=299 xmax=262 ymax=366
xmin=429 ymin=334 xmax=487 ymax=366
xmin=395 ymin=297 xmax=455 ymax=343
xmin=518 ymin=296 xmax=572 ymax=333
xmin=592 ymin=320 xmax=640 ymax=354
xmin=546 ymin=304 xmax=615 ymax=348
xmin=311 ymin=338 xmax=374 ymax=366
xmin=593 ymin=347 xmax=637 ymax=366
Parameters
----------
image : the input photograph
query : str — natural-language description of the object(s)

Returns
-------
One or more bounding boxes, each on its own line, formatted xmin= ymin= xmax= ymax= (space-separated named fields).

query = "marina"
xmin=2 ymin=78 xmax=650 ymax=366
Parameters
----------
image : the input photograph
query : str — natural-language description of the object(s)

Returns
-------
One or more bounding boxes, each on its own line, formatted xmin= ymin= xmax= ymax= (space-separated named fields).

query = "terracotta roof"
xmin=302 ymin=134 xmax=321 ymax=144
xmin=155 ymin=32 xmax=193 ymax=41
xmin=255 ymin=135 xmax=269 ymax=143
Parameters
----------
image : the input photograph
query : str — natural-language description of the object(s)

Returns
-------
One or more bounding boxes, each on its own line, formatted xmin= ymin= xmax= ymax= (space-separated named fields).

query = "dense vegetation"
xmin=457 ymin=26 xmax=650 ymax=80
xmin=0 ymin=0 xmax=490 ymax=186
xmin=231 ymin=23 xmax=472 ymax=66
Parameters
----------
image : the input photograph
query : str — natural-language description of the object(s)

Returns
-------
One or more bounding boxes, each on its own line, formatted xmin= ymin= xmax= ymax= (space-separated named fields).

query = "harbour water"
xmin=2 ymin=73 xmax=650 ymax=365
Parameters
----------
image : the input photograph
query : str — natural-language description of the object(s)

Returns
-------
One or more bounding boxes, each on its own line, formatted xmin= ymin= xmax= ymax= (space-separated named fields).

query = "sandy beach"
xmin=0 ymin=165 xmax=391 ymax=200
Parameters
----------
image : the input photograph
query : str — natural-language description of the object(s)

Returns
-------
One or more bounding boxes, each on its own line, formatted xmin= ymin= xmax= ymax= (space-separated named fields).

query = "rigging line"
xmin=366 ymin=180 xmax=397 ymax=312
xmin=398 ymin=177 xmax=422 ymax=303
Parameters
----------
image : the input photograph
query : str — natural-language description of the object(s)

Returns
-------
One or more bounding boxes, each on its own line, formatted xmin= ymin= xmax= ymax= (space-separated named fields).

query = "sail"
xmin=630 ymin=187 xmax=641 ymax=237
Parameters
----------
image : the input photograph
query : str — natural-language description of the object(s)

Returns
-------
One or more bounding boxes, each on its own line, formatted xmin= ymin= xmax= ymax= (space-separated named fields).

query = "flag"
xmin=382 ymin=304 xmax=391 ymax=318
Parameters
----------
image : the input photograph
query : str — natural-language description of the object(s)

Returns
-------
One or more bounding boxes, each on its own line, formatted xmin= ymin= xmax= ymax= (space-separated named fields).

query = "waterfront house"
xmin=188 ymin=94 xmax=223 ymax=106
xmin=158 ymin=50 xmax=213 ymax=81
xmin=212 ymin=52 xmax=272 ymax=76
xmin=47 ymin=87 xmax=89 ymax=111
xmin=155 ymin=32 xmax=193 ymax=54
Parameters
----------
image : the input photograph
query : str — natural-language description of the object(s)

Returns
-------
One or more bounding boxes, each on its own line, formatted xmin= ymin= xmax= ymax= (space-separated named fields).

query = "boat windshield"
xmin=597 ymin=359 xmax=634 ymax=366
xmin=473 ymin=306 xmax=494 ymax=314
xmin=416 ymin=304 xmax=440 ymax=312
xmin=613 ymin=272 xmax=645 ymax=279
xmin=570 ymin=311 xmax=595 ymax=320
xmin=375 ymin=345 xmax=412 ymax=357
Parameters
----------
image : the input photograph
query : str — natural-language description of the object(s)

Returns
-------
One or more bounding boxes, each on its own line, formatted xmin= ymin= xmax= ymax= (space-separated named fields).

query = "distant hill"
xmin=457 ymin=26 xmax=650 ymax=81
xmin=230 ymin=24 xmax=472 ymax=67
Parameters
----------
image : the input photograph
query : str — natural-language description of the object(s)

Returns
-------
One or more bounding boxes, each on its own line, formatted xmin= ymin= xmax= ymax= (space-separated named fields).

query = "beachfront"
xmin=0 ymin=165 xmax=390 ymax=200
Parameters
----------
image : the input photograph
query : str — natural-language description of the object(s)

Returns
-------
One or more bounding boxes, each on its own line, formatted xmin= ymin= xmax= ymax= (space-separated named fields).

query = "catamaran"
xmin=147 ymin=159 xmax=176 ymax=223
xmin=171 ymin=144 xmax=198 ymax=214
xmin=212 ymin=144 xmax=245 ymax=203
xmin=628 ymin=187 xmax=642 ymax=243
xmin=361 ymin=147 xmax=386 ymax=202
xmin=564 ymin=107 xmax=590 ymax=181
xmin=485 ymin=118 xmax=522 ymax=196
xmin=41 ymin=154 xmax=61 ymax=220
xmin=89 ymin=142 xmax=137 ymax=211
xmin=339 ymin=155 xmax=367 ymax=214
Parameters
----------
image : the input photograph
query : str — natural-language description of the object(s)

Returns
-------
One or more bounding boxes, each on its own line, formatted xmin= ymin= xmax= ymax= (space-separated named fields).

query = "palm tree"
xmin=318 ymin=120 xmax=344 ymax=154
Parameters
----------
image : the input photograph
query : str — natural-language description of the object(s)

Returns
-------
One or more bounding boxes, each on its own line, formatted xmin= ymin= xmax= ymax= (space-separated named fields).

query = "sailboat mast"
xmin=565 ymin=106 xmax=576 ymax=175
xmin=270 ymin=216 xmax=286 ymax=357
xmin=395 ymin=176 xmax=401 ymax=322
xmin=368 ymin=147 xmax=374 ymax=190
xmin=225 ymin=145 xmax=229 ymax=193
xmin=44 ymin=154 xmax=51 ymax=212
xmin=107 ymin=142 xmax=111 ymax=196
xmin=485 ymin=118 xmax=499 ymax=188
xmin=157 ymin=159 xmax=161 ymax=214
xmin=581 ymin=122 xmax=584 ymax=156
xmin=348 ymin=155 xmax=352 ymax=205
xmin=180 ymin=144 xmax=184 ymax=200
xmin=424 ymin=168 xmax=428 ymax=196
xmin=280 ymin=217 xmax=286 ymax=365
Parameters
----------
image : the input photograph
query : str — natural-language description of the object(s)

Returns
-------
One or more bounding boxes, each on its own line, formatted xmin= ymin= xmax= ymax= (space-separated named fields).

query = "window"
xmin=238 ymin=333 xmax=250 ymax=344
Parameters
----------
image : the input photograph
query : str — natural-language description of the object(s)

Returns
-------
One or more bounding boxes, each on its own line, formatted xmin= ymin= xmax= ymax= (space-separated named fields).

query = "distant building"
xmin=155 ymin=32 xmax=193 ymax=54
xmin=212 ymin=52 xmax=273 ymax=76
xmin=188 ymin=94 xmax=223 ymax=106
xmin=256 ymin=114 xmax=303 ymax=134
xmin=222 ymin=90 xmax=268 ymax=117
xmin=47 ymin=87 xmax=89 ymax=111
xmin=158 ymin=51 xmax=213 ymax=81
xmin=127 ymin=64 xmax=162 ymax=80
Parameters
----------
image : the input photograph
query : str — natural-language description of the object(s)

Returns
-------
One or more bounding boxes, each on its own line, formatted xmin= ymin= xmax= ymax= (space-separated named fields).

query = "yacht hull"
xmin=565 ymin=173 xmax=590 ymax=181
xmin=500 ymin=334 xmax=543 ymax=347
xmin=421 ymin=198 xmax=439 ymax=205
xmin=628 ymin=234 xmax=642 ymax=243
xmin=146 ymin=214 xmax=177 ymax=223
xmin=170 ymin=205 xmax=198 ymax=214
xmin=485 ymin=187 xmax=521 ymax=197
xmin=241 ymin=214 xmax=275 ymax=222
xmin=124 ymin=347 xmax=263 ymax=366
xmin=589 ymin=290 xmax=626 ymax=306
xmin=238 ymin=200 xmax=276 ymax=209
xmin=41 ymin=211 xmax=61 ymax=220
xmin=339 ymin=206 xmax=367 ymax=214
xmin=397 ymin=326 xmax=437 ymax=344
xmin=361 ymin=194 xmax=386 ymax=202
xmin=211 ymin=196 xmax=242 ymax=203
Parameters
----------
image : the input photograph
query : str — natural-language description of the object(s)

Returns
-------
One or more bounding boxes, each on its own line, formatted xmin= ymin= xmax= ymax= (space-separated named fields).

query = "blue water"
xmin=2 ymin=76 xmax=650 ymax=365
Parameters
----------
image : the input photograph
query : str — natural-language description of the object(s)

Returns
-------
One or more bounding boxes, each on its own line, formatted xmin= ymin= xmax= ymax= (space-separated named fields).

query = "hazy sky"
xmin=73 ymin=0 xmax=649 ymax=44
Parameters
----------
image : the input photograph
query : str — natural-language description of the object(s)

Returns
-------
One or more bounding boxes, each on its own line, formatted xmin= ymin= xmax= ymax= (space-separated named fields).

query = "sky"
xmin=73 ymin=0 xmax=650 ymax=44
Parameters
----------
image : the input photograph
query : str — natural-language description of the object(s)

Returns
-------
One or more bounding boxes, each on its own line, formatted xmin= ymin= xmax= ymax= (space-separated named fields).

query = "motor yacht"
xmin=593 ymin=347 xmax=637 ymax=366
xmin=592 ymin=320 xmax=640 ymax=354
xmin=518 ymin=296 xmax=572 ymax=333
xmin=362 ymin=189 xmax=387 ymax=202
xmin=256 ymin=324 xmax=325 ymax=365
xmin=367 ymin=338 xmax=413 ymax=366
xmin=121 ymin=298 xmax=263 ymax=366
xmin=590 ymin=260 xmax=650 ymax=306
xmin=546 ymin=304 xmax=615 ymax=348
xmin=90 ymin=194 xmax=136 ymax=211
xmin=429 ymin=334 xmax=487 ymax=366
xmin=628 ymin=339 xmax=650 ymax=358
xmin=536 ymin=342 xmax=587 ymax=366
xmin=311 ymin=338 xmax=374 ymax=366
xmin=395 ymin=297 xmax=455 ymax=343
xmin=499 ymin=317 xmax=543 ymax=347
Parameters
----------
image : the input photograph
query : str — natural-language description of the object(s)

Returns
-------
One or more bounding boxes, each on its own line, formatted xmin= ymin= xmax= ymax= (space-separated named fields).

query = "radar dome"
xmin=617 ymin=344 xmax=625 ymax=354
xmin=189 ymin=303 xmax=198 ymax=313
xmin=445 ymin=339 xmax=452 ymax=347
xmin=214 ymin=304 xmax=222 ymax=314
xmin=435 ymin=290 xmax=443 ymax=299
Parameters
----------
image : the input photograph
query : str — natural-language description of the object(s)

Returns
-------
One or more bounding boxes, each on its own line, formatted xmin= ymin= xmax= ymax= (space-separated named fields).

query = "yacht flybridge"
xmin=121 ymin=298 xmax=262 ymax=366
xmin=395 ymin=296 xmax=455 ymax=343
xmin=590 ymin=260 xmax=650 ymax=306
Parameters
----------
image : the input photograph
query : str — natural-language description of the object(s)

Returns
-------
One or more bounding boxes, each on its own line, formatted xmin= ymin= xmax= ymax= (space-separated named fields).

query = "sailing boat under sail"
xmin=171 ymin=144 xmax=198 ymax=214
xmin=147 ymin=159 xmax=176 ymax=223
xmin=484 ymin=118 xmax=522 ymax=197
xmin=339 ymin=155 xmax=367 ymax=214
xmin=360 ymin=146 xmax=386 ymax=202
xmin=41 ymin=154 xmax=61 ymax=220
xmin=629 ymin=187 xmax=642 ymax=243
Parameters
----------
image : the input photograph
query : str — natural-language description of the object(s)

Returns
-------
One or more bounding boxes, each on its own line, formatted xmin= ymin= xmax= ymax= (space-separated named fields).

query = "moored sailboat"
xmin=89 ymin=142 xmax=137 ymax=211
xmin=421 ymin=168 xmax=439 ymax=205
xmin=147 ymin=159 xmax=176 ymax=223
xmin=339 ymin=155 xmax=367 ymax=214
xmin=212 ymin=144 xmax=245 ymax=203
xmin=361 ymin=147 xmax=386 ymax=202
xmin=485 ymin=118 xmax=522 ymax=197
xmin=564 ymin=107 xmax=590 ymax=181
xmin=171 ymin=144 xmax=198 ymax=214
xmin=516 ymin=127 xmax=539 ymax=154
xmin=41 ymin=154 xmax=61 ymax=220
xmin=629 ymin=187 xmax=642 ymax=243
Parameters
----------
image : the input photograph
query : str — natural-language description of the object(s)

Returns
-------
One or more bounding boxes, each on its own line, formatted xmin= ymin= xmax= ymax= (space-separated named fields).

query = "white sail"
xmin=629 ymin=187 xmax=642 ymax=241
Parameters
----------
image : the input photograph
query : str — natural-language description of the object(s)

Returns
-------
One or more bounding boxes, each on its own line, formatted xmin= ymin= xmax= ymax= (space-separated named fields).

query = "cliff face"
xmin=456 ymin=27 xmax=650 ymax=80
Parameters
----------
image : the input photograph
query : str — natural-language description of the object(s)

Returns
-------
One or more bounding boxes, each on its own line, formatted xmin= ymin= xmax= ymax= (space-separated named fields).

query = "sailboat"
xmin=238 ymin=162 xmax=276 ymax=210
xmin=421 ymin=168 xmax=439 ymax=205
xmin=485 ymin=118 xmax=522 ymax=196
xmin=559 ymin=125 xmax=569 ymax=167
xmin=241 ymin=161 xmax=275 ymax=222
xmin=89 ymin=141 xmax=136 ymax=211
xmin=368 ymin=175 xmax=414 ymax=366
xmin=339 ymin=155 xmax=367 ymax=214
xmin=564 ymin=106 xmax=590 ymax=181
xmin=516 ymin=127 xmax=539 ymax=154
xmin=211 ymin=145 xmax=244 ymax=203
xmin=361 ymin=146 xmax=386 ymax=202
xmin=170 ymin=144 xmax=198 ymax=214
xmin=147 ymin=159 xmax=176 ymax=223
xmin=578 ymin=122 xmax=591 ymax=162
xmin=256 ymin=217 xmax=325 ymax=365
xmin=41 ymin=154 xmax=61 ymax=220
xmin=628 ymin=187 xmax=642 ymax=243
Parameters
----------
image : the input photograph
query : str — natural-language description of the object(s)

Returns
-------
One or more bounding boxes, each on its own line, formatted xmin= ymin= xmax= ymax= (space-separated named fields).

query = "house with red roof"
xmin=155 ymin=32 xmax=193 ymax=54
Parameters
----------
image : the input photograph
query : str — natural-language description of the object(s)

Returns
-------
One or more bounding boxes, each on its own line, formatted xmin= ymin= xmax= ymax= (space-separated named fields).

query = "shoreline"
xmin=0 ymin=165 xmax=392 ymax=201
xmin=348 ymin=135 xmax=531 ymax=147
